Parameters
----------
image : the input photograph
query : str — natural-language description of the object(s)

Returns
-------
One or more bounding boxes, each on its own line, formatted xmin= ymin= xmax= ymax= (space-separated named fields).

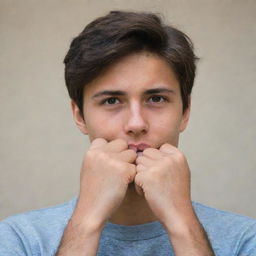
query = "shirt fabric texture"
xmin=0 ymin=198 xmax=256 ymax=256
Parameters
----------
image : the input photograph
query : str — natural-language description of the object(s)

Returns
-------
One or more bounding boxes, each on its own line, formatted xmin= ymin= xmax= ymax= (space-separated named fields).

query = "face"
xmin=72 ymin=52 xmax=190 ymax=149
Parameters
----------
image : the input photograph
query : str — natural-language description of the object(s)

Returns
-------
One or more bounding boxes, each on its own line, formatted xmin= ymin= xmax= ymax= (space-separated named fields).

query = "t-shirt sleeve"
xmin=0 ymin=220 xmax=29 ymax=255
xmin=237 ymin=222 xmax=256 ymax=256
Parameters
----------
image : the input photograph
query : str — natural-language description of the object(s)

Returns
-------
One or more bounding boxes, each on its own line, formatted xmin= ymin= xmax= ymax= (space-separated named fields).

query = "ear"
xmin=71 ymin=100 xmax=88 ymax=135
xmin=179 ymin=97 xmax=191 ymax=133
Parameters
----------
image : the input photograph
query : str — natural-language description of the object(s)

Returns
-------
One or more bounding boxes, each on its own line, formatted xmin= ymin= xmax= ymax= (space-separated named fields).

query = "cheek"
xmin=153 ymin=114 xmax=180 ymax=130
xmin=151 ymin=115 xmax=181 ymax=141
xmin=85 ymin=112 xmax=122 ymax=140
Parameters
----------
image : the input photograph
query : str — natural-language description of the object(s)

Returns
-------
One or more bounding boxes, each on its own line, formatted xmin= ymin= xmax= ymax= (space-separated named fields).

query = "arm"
xmin=164 ymin=206 xmax=215 ymax=256
xmin=56 ymin=138 xmax=137 ymax=255
xmin=56 ymin=212 xmax=104 ymax=256
xmin=135 ymin=144 xmax=215 ymax=255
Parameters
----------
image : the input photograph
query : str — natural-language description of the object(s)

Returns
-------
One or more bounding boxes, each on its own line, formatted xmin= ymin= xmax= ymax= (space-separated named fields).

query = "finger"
xmin=104 ymin=138 xmax=128 ymax=153
xmin=142 ymin=148 xmax=162 ymax=160
xmin=136 ymin=156 xmax=155 ymax=167
xmin=135 ymin=183 xmax=144 ymax=197
xmin=159 ymin=143 xmax=177 ymax=154
xmin=134 ymin=173 xmax=144 ymax=196
xmin=90 ymin=138 xmax=108 ymax=149
xmin=117 ymin=149 xmax=137 ymax=163
xmin=127 ymin=164 xmax=137 ymax=183
xmin=136 ymin=164 xmax=147 ymax=173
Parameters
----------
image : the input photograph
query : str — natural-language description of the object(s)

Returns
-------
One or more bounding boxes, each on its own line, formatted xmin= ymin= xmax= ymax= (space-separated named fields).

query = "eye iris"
xmin=152 ymin=96 xmax=162 ymax=102
xmin=107 ymin=98 xmax=116 ymax=104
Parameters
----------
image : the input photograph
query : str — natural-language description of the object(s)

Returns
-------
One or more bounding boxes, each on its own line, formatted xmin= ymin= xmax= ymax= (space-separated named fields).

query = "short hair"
xmin=64 ymin=10 xmax=198 ymax=117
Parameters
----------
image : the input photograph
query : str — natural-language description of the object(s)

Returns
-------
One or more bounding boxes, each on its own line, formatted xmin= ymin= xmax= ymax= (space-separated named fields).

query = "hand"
xmin=73 ymin=138 xmax=137 ymax=226
xmin=135 ymin=143 xmax=192 ymax=227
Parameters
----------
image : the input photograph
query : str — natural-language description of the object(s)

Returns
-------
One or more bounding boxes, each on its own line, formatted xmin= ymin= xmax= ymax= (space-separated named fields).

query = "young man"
xmin=0 ymin=11 xmax=255 ymax=256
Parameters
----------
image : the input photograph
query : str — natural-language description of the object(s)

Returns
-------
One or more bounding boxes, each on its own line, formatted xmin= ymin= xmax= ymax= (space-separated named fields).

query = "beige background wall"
xmin=0 ymin=0 xmax=255 ymax=220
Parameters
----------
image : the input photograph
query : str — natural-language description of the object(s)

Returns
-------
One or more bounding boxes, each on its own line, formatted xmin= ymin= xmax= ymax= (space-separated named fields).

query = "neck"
xmin=108 ymin=183 xmax=157 ymax=226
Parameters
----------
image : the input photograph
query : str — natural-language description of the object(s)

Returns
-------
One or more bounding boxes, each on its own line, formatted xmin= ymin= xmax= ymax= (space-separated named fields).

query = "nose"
xmin=124 ymin=102 xmax=149 ymax=136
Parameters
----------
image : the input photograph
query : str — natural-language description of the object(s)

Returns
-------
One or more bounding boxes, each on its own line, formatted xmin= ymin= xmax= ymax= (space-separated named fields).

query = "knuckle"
xmin=135 ymin=156 xmax=142 ymax=164
xmin=175 ymin=150 xmax=185 ymax=162
xmin=110 ymin=158 xmax=122 ymax=170
xmin=142 ymin=172 xmax=153 ymax=184
xmin=143 ymin=148 xmax=154 ymax=155
xmin=162 ymin=155 xmax=173 ymax=165
xmin=130 ymin=165 xmax=137 ymax=177
xmin=91 ymin=137 xmax=106 ymax=147
xmin=86 ymin=149 xmax=96 ymax=160
xmin=93 ymin=137 xmax=104 ymax=143
xmin=128 ymin=163 xmax=136 ymax=173
xmin=127 ymin=149 xmax=136 ymax=158
xmin=95 ymin=150 xmax=109 ymax=163
xmin=134 ymin=172 xmax=142 ymax=185
xmin=115 ymin=138 xmax=127 ymax=147
xmin=86 ymin=150 xmax=108 ymax=164
xmin=136 ymin=164 xmax=142 ymax=170
xmin=143 ymin=148 xmax=150 ymax=154
xmin=120 ymin=164 xmax=135 ymax=181
xmin=160 ymin=143 xmax=172 ymax=151
xmin=122 ymin=163 xmax=133 ymax=173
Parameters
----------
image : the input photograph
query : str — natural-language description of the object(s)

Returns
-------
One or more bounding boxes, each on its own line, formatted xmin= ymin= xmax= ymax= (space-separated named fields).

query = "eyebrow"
xmin=92 ymin=88 xmax=175 ymax=98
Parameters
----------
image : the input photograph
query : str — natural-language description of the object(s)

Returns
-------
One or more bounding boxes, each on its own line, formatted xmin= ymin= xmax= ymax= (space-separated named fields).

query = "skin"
xmin=56 ymin=52 xmax=215 ymax=255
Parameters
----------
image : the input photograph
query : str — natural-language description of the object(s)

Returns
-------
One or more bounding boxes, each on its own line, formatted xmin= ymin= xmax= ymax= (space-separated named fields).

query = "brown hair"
xmin=64 ymin=11 xmax=198 ymax=117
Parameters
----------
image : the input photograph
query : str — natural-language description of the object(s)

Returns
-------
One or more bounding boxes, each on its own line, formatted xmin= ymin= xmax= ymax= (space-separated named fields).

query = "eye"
xmin=102 ymin=97 xmax=120 ymax=105
xmin=148 ymin=95 xmax=167 ymax=103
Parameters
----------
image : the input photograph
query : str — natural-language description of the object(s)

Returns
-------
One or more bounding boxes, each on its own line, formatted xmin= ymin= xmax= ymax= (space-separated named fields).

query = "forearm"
xmin=56 ymin=215 xmax=104 ymax=256
xmin=164 ymin=209 xmax=215 ymax=256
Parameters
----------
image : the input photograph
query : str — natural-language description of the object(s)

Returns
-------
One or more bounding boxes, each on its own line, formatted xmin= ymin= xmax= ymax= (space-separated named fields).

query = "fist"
xmin=75 ymin=138 xmax=137 ymax=225
xmin=134 ymin=143 xmax=192 ymax=225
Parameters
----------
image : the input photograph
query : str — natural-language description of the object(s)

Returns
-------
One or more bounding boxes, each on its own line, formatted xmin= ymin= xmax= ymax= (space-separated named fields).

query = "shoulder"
xmin=0 ymin=197 xmax=77 ymax=255
xmin=193 ymin=201 xmax=256 ymax=228
xmin=193 ymin=201 xmax=256 ymax=255
xmin=1 ymin=197 xmax=77 ymax=230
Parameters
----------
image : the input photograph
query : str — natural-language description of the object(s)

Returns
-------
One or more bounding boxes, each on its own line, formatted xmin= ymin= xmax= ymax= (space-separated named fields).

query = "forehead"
xmin=84 ymin=52 xmax=180 ymax=96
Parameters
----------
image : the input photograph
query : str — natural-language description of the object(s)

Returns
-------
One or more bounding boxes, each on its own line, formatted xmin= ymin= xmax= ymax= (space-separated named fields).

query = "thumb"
xmin=134 ymin=174 xmax=144 ymax=196
xmin=135 ymin=184 xmax=144 ymax=197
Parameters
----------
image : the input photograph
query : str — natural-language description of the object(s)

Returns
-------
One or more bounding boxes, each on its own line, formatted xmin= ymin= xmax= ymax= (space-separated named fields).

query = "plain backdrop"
xmin=0 ymin=0 xmax=255 ymax=220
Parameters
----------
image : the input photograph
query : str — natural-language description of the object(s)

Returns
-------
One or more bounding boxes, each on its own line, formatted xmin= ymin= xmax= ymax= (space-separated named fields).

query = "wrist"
xmin=70 ymin=207 xmax=106 ymax=235
xmin=72 ymin=197 xmax=107 ymax=231
xmin=162 ymin=202 xmax=198 ymax=236
xmin=57 ymin=208 xmax=105 ymax=255
xmin=163 ymin=208 xmax=215 ymax=255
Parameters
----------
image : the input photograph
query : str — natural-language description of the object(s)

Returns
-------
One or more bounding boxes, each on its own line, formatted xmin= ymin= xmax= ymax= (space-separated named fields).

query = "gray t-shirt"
xmin=0 ymin=198 xmax=255 ymax=255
